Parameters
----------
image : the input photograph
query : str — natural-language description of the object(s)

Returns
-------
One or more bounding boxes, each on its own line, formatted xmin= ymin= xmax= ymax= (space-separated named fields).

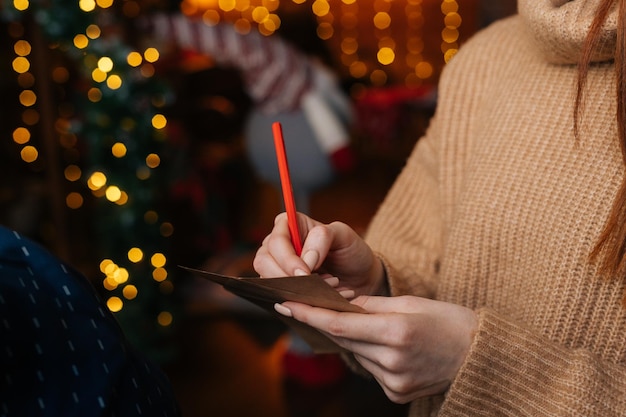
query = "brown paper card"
xmin=180 ymin=266 xmax=366 ymax=353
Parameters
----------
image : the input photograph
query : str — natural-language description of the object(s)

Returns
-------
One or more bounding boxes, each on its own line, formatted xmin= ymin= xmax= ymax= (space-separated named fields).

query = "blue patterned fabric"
xmin=0 ymin=226 xmax=180 ymax=417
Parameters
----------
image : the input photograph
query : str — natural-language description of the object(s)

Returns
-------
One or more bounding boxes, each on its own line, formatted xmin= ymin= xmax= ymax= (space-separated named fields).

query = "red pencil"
xmin=272 ymin=121 xmax=303 ymax=256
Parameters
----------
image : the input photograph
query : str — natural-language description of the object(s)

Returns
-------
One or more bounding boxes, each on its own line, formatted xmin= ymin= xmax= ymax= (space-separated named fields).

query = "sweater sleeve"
xmin=439 ymin=308 xmax=626 ymax=416
xmin=363 ymin=117 xmax=444 ymax=299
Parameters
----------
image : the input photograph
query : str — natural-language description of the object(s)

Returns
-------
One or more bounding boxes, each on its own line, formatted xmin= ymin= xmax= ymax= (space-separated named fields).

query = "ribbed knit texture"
xmin=363 ymin=0 xmax=626 ymax=415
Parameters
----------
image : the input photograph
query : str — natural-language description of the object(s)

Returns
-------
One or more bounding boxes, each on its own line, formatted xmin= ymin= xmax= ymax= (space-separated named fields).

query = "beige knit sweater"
xmin=363 ymin=0 xmax=626 ymax=415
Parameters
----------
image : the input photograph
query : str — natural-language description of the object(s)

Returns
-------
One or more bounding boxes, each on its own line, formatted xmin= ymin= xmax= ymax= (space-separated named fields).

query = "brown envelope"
xmin=181 ymin=266 xmax=366 ymax=353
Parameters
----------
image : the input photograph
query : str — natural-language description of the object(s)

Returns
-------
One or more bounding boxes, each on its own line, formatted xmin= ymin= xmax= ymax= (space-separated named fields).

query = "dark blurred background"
xmin=0 ymin=1 xmax=516 ymax=416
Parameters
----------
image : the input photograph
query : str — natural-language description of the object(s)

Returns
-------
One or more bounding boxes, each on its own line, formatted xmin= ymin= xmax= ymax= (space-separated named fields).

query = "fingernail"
xmin=324 ymin=277 xmax=339 ymax=287
xmin=274 ymin=303 xmax=293 ymax=317
xmin=302 ymin=250 xmax=319 ymax=270
xmin=339 ymin=289 xmax=355 ymax=299
xmin=294 ymin=269 xmax=308 ymax=276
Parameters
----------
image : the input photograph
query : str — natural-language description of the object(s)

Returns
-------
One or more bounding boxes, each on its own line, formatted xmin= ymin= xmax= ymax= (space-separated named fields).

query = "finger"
xmin=281 ymin=301 xmax=397 ymax=345
xmin=351 ymin=295 xmax=431 ymax=314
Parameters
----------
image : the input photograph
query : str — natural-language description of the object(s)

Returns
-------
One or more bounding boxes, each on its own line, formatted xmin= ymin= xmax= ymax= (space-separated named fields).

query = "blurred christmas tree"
xmin=1 ymin=0 xmax=182 ymax=362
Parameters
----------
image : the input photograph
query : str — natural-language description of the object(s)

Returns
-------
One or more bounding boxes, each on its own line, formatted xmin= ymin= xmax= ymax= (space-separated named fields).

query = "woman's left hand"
xmin=274 ymin=295 xmax=478 ymax=404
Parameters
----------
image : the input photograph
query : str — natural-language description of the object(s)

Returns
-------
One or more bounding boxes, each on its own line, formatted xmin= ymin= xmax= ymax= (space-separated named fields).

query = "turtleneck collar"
xmin=517 ymin=0 xmax=617 ymax=64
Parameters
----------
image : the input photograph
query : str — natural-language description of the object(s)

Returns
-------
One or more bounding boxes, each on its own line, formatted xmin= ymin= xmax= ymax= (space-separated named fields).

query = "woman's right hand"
xmin=253 ymin=212 xmax=387 ymax=297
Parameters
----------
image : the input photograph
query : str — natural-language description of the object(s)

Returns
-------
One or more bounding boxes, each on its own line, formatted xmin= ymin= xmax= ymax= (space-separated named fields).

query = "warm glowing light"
xmin=151 ymin=253 xmax=166 ymax=268
xmin=98 ymin=57 xmax=114 ymax=73
xmin=312 ymin=0 xmax=330 ymax=16
xmin=373 ymin=12 xmax=391 ymax=30
xmin=128 ymin=247 xmax=144 ymax=263
xmin=146 ymin=153 xmax=161 ymax=168
xmin=107 ymin=297 xmax=123 ymax=312
xmin=20 ymin=146 xmax=38 ymax=163
xmin=151 ymin=114 xmax=167 ymax=129
xmin=112 ymin=268 xmax=129 ymax=284
xmin=88 ymin=171 xmax=107 ymax=190
xmin=86 ymin=24 xmax=101 ymax=39
xmin=73 ymin=34 xmax=89 ymax=49
xmin=13 ymin=0 xmax=29 ymax=11
xmin=87 ymin=88 xmax=102 ymax=103
xmin=112 ymin=142 xmax=127 ymax=157
xmin=415 ymin=61 xmax=433 ymax=78
xmin=92 ymin=68 xmax=107 ymax=83
xmin=377 ymin=47 xmax=395 ymax=65
xmin=143 ymin=48 xmax=160 ymax=63
xmin=218 ymin=0 xmax=236 ymax=12
xmin=19 ymin=90 xmax=36 ymax=106
xmin=14 ymin=40 xmax=31 ymax=56
xmin=12 ymin=56 xmax=30 ymax=73
xmin=106 ymin=74 xmax=123 ymax=89
xmin=127 ymin=51 xmax=143 ymax=67
xmin=96 ymin=0 xmax=114 ymax=8
xmin=105 ymin=185 xmax=122 ymax=202
xmin=66 ymin=192 xmax=84 ymax=209
xmin=100 ymin=259 xmax=114 ymax=273
xmin=79 ymin=0 xmax=96 ymax=12
xmin=122 ymin=285 xmax=138 ymax=300
xmin=157 ymin=311 xmax=173 ymax=326
xmin=12 ymin=127 xmax=30 ymax=144
xmin=153 ymin=267 xmax=167 ymax=282
xmin=64 ymin=165 xmax=82 ymax=181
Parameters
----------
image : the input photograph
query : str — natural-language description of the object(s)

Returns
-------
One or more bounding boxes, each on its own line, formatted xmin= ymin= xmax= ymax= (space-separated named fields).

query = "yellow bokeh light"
xmin=128 ymin=247 xmax=144 ymax=263
xmin=218 ymin=0 xmax=236 ymax=12
xmin=105 ymin=185 xmax=122 ymax=202
xmin=146 ymin=153 xmax=161 ymax=168
xmin=13 ymin=0 xmax=29 ymax=11
xmin=106 ymin=297 xmax=123 ymax=312
xmin=92 ymin=68 xmax=107 ymax=83
xmin=157 ymin=311 xmax=173 ymax=326
xmin=88 ymin=171 xmax=107 ymax=190
xmin=103 ymin=276 xmax=118 ymax=291
xmin=115 ymin=191 xmax=129 ymax=206
xmin=66 ymin=192 xmax=84 ymax=209
xmin=106 ymin=74 xmax=123 ymax=90
xmin=96 ymin=0 xmax=113 ymax=8
xmin=64 ymin=164 xmax=82 ymax=181
xmin=98 ymin=57 xmax=114 ymax=73
xmin=12 ymin=127 xmax=30 ymax=144
xmin=373 ymin=12 xmax=391 ymax=30
xmin=127 ymin=51 xmax=143 ymax=67
xmin=252 ymin=7 xmax=269 ymax=23
xmin=415 ymin=61 xmax=434 ymax=79
xmin=112 ymin=142 xmax=127 ymax=157
xmin=151 ymin=253 xmax=166 ymax=268
xmin=21 ymin=145 xmax=38 ymax=163
xmin=86 ymin=24 xmax=101 ymax=39
xmin=87 ymin=87 xmax=102 ymax=103
xmin=122 ymin=285 xmax=138 ymax=300
xmin=153 ymin=267 xmax=168 ymax=282
xmin=113 ymin=267 xmax=129 ymax=284
xmin=12 ymin=56 xmax=30 ymax=74
xmin=151 ymin=114 xmax=167 ymax=129
xmin=14 ymin=40 xmax=31 ymax=56
xmin=73 ymin=34 xmax=89 ymax=49
xmin=100 ymin=258 xmax=114 ymax=273
xmin=79 ymin=0 xmax=96 ymax=12
xmin=377 ymin=47 xmax=395 ymax=65
xmin=143 ymin=48 xmax=160 ymax=63
xmin=19 ymin=90 xmax=36 ymax=107
xmin=312 ymin=0 xmax=330 ymax=17
xmin=442 ymin=27 xmax=459 ymax=43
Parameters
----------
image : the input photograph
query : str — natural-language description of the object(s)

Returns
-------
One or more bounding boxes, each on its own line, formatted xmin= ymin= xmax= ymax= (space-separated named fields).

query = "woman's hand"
xmin=274 ymin=295 xmax=478 ymax=404
xmin=253 ymin=212 xmax=386 ymax=296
